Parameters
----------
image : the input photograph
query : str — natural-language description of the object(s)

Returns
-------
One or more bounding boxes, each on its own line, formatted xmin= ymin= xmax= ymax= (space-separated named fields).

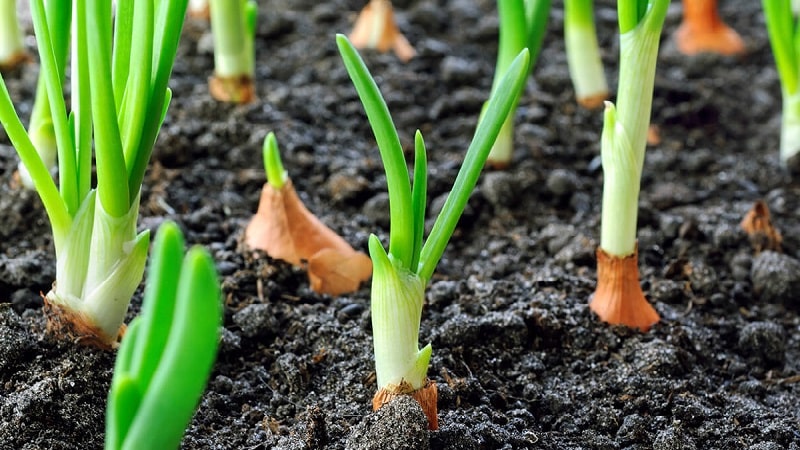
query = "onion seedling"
xmin=209 ymin=0 xmax=257 ymax=103
xmin=106 ymin=221 xmax=222 ymax=450
xmin=564 ymin=0 xmax=608 ymax=109
xmin=244 ymin=132 xmax=373 ymax=296
xmin=763 ymin=0 xmax=800 ymax=172
xmin=484 ymin=0 xmax=551 ymax=168
xmin=590 ymin=0 xmax=668 ymax=332
xmin=348 ymin=0 xmax=416 ymax=62
xmin=0 ymin=0 xmax=26 ymax=71
xmin=16 ymin=0 xmax=70 ymax=190
xmin=674 ymin=0 xmax=745 ymax=56
xmin=337 ymin=34 xmax=529 ymax=429
xmin=0 ymin=0 xmax=189 ymax=348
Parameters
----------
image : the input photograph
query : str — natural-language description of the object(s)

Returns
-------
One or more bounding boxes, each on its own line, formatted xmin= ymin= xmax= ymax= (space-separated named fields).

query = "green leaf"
xmin=106 ymin=318 xmax=143 ymax=450
xmin=417 ymin=49 xmax=530 ymax=281
xmin=409 ymin=131 xmax=427 ymax=272
xmin=0 ymin=74 xmax=70 ymax=242
xmin=85 ymin=0 xmax=129 ymax=217
xmin=121 ymin=246 xmax=221 ymax=449
xmin=30 ymin=0 xmax=78 ymax=215
xmin=337 ymin=34 xmax=414 ymax=269
xmin=129 ymin=221 xmax=185 ymax=393
xmin=263 ymin=132 xmax=287 ymax=189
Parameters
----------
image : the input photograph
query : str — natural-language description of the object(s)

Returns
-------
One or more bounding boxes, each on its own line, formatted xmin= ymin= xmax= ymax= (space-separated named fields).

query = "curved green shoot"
xmin=337 ymin=33 xmax=529 ymax=392
xmin=263 ymin=132 xmax=287 ymax=189
xmin=106 ymin=221 xmax=222 ymax=450
xmin=599 ymin=0 xmax=669 ymax=257
xmin=763 ymin=0 xmax=800 ymax=168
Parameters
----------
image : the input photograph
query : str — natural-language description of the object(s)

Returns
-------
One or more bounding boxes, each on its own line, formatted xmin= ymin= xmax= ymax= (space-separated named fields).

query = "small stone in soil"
xmin=546 ymin=168 xmax=578 ymax=198
xmin=0 ymin=304 xmax=36 ymax=372
xmin=232 ymin=303 xmax=280 ymax=338
xmin=653 ymin=427 xmax=696 ymax=450
xmin=439 ymin=56 xmax=482 ymax=85
xmin=738 ymin=321 xmax=786 ymax=366
xmin=480 ymin=171 xmax=517 ymax=209
xmin=750 ymin=251 xmax=800 ymax=307
xmin=362 ymin=193 xmax=390 ymax=229
xmin=345 ymin=395 xmax=429 ymax=450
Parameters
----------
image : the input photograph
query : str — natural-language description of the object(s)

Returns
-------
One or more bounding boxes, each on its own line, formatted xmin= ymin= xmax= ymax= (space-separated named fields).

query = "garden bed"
xmin=1 ymin=0 xmax=799 ymax=448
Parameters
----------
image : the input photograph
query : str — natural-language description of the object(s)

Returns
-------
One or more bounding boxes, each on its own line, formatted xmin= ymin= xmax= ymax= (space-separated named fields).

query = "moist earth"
xmin=1 ymin=0 xmax=799 ymax=449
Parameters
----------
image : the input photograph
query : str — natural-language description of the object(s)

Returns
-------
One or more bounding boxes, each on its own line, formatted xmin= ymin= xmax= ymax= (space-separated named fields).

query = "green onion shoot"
xmin=208 ymin=0 xmax=257 ymax=103
xmin=337 ymin=34 xmax=529 ymax=429
xmin=483 ymin=0 xmax=550 ymax=168
xmin=244 ymin=132 xmax=373 ymax=296
xmin=564 ymin=0 xmax=608 ymax=108
xmin=106 ymin=221 xmax=222 ymax=450
xmin=763 ymin=0 xmax=800 ymax=172
xmin=0 ymin=0 xmax=189 ymax=348
xmin=0 ymin=0 xmax=26 ymax=71
xmin=16 ymin=0 xmax=70 ymax=189
xmin=590 ymin=0 xmax=667 ymax=332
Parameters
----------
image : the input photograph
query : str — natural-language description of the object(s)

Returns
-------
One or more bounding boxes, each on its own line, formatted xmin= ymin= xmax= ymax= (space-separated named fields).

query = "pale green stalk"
xmin=0 ymin=0 xmax=24 ymax=68
xmin=564 ymin=0 xmax=608 ymax=106
xmin=600 ymin=0 xmax=668 ymax=257
xmin=209 ymin=0 xmax=256 ymax=78
xmin=763 ymin=0 xmax=800 ymax=169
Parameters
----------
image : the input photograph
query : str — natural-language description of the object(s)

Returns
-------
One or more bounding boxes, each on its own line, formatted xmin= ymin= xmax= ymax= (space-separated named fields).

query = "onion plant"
xmin=763 ymin=0 xmax=800 ymax=172
xmin=16 ymin=0 xmax=70 ymax=189
xmin=337 ymin=34 xmax=529 ymax=429
xmin=484 ymin=0 xmax=550 ymax=168
xmin=564 ymin=0 xmax=608 ymax=108
xmin=0 ymin=0 xmax=26 ymax=70
xmin=106 ymin=221 xmax=222 ymax=450
xmin=208 ymin=0 xmax=257 ymax=103
xmin=0 ymin=0 xmax=189 ymax=348
xmin=591 ymin=0 xmax=668 ymax=332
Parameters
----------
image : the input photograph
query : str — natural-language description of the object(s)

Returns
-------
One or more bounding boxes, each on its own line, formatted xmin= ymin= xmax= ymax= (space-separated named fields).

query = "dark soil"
xmin=2 ymin=0 xmax=800 ymax=449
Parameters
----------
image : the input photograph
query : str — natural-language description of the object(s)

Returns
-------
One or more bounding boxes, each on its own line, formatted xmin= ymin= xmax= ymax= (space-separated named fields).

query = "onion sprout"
xmin=337 ymin=34 xmax=529 ymax=428
xmin=106 ymin=221 xmax=221 ymax=450
xmin=591 ymin=0 xmax=667 ymax=332
xmin=0 ymin=0 xmax=189 ymax=347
